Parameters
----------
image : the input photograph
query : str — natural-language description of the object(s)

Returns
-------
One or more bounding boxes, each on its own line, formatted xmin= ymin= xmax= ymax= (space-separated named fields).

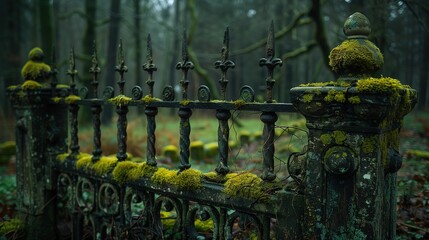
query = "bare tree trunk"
xmin=37 ymin=0 xmax=54 ymax=59
xmin=102 ymin=0 xmax=121 ymax=124
xmin=418 ymin=31 xmax=429 ymax=109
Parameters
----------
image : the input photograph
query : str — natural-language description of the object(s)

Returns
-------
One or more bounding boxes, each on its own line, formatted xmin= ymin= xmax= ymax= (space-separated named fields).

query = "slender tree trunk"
xmin=418 ymin=31 xmax=429 ymax=109
xmin=102 ymin=0 xmax=121 ymax=124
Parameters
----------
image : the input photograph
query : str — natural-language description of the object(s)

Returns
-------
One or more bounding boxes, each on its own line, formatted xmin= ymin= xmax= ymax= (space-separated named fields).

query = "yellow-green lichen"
xmin=180 ymin=100 xmax=191 ymax=106
xmin=324 ymin=89 xmax=346 ymax=103
xmin=52 ymin=97 xmax=62 ymax=103
xmin=348 ymin=96 xmax=361 ymax=104
xmin=233 ymin=99 xmax=246 ymax=109
xmin=333 ymin=131 xmax=347 ymax=144
xmin=299 ymin=81 xmax=351 ymax=88
xmin=56 ymin=153 xmax=70 ymax=163
xmin=163 ymin=145 xmax=180 ymax=162
xmin=329 ymin=39 xmax=383 ymax=75
xmin=0 ymin=218 xmax=23 ymax=235
xmin=204 ymin=142 xmax=218 ymax=158
xmin=76 ymin=155 xmax=93 ymax=170
xmin=302 ymin=94 xmax=314 ymax=103
xmin=362 ymin=137 xmax=377 ymax=154
xmin=223 ymin=172 xmax=269 ymax=201
xmin=21 ymin=80 xmax=42 ymax=90
xmin=151 ymin=168 xmax=203 ymax=190
xmin=56 ymin=84 xmax=70 ymax=89
xmin=204 ymin=171 xmax=228 ymax=183
xmin=92 ymin=156 xmax=118 ymax=175
xmin=109 ymin=95 xmax=132 ymax=106
xmin=7 ymin=85 xmax=18 ymax=90
xmin=320 ymin=134 xmax=332 ymax=145
xmin=142 ymin=95 xmax=161 ymax=103
xmin=21 ymin=61 xmax=51 ymax=82
xmin=65 ymin=95 xmax=81 ymax=104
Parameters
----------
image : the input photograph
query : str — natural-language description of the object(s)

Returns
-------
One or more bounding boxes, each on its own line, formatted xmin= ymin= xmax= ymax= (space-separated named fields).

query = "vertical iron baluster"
xmin=115 ymin=39 xmax=129 ymax=161
xmin=67 ymin=48 xmax=80 ymax=157
xmin=175 ymin=30 xmax=194 ymax=171
xmin=214 ymin=28 xmax=235 ymax=174
xmin=259 ymin=21 xmax=283 ymax=103
xmin=50 ymin=47 xmax=58 ymax=95
xmin=259 ymin=21 xmax=282 ymax=181
xmin=143 ymin=34 xmax=158 ymax=166
xmin=90 ymin=41 xmax=102 ymax=161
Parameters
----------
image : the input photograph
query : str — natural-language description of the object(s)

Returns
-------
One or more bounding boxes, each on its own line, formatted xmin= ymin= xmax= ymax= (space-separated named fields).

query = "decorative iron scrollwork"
xmin=197 ymin=85 xmax=211 ymax=102
xmin=98 ymin=183 xmax=119 ymax=215
xmin=79 ymin=87 xmax=89 ymax=99
xmin=225 ymin=211 xmax=262 ymax=240
xmin=103 ymin=86 xmax=115 ymax=100
xmin=153 ymin=196 xmax=183 ymax=237
xmin=185 ymin=204 xmax=219 ymax=239
xmin=76 ymin=177 xmax=95 ymax=213
xmin=162 ymin=85 xmax=175 ymax=101
xmin=240 ymin=85 xmax=255 ymax=102
xmin=57 ymin=173 xmax=73 ymax=209
xmin=131 ymin=86 xmax=143 ymax=100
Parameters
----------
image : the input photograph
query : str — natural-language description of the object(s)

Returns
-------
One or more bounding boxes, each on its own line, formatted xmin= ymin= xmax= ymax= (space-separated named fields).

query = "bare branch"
xmin=282 ymin=40 xmax=318 ymax=60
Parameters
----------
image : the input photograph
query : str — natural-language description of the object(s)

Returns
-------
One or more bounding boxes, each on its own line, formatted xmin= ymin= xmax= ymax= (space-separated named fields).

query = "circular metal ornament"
xmin=78 ymin=87 xmax=89 ymax=99
xmin=240 ymin=85 xmax=255 ymax=102
xmin=98 ymin=183 xmax=119 ymax=215
xmin=162 ymin=85 xmax=175 ymax=101
xmin=197 ymin=85 xmax=211 ymax=102
xmin=59 ymin=88 xmax=69 ymax=98
xmin=57 ymin=173 xmax=72 ymax=200
xmin=131 ymin=85 xmax=143 ymax=100
xmin=76 ymin=177 xmax=95 ymax=212
xmin=103 ymin=86 xmax=115 ymax=100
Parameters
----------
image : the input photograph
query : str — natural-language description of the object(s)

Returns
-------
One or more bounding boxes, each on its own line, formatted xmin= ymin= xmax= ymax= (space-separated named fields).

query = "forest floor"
xmin=0 ymin=109 xmax=428 ymax=239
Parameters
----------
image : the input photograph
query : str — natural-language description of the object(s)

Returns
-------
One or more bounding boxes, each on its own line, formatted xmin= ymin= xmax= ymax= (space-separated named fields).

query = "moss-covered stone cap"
xmin=329 ymin=12 xmax=383 ymax=80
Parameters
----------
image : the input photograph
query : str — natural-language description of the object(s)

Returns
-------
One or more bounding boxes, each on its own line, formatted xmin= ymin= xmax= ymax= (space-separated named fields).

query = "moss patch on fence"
xmin=112 ymin=160 xmax=157 ymax=184
xmin=21 ymin=80 xmax=42 ymax=90
xmin=109 ymin=95 xmax=132 ymax=106
xmin=151 ymin=168 xmax=203 ymax=190
xmin=65 ymin=95 xmax=81 ymax=104
xmin=223 ymin=172 xmax=270 ymax=201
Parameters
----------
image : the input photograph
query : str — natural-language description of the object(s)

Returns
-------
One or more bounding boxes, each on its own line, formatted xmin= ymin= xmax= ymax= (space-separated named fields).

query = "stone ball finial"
xmin=329 ymin=12 xmax=383 ymax=81
xmin=343 ymin=12 xmax=371 ymax=39
xmin=28 ymin=47 xmax=45 ymax=62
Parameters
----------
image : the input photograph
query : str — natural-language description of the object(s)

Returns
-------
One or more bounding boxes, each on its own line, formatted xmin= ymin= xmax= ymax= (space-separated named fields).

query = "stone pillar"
xmin=8 ymin=87 xmax=68 ymax=239
xmin=290 ymin=12 xmax=417 ymax=239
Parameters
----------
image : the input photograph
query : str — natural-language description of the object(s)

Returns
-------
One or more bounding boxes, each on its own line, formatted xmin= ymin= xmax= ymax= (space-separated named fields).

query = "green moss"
xmin=329 ymin=39 xmax=383 ymax=75
xmin=348 ymin=96 xmax=361 ymax=104
xmin=195 ymin=218 xmax=214 ymax=232
xmin=302 ymin=94 xmax=314 ymax=103
xmin=21 ymin=60 xmax=51 ymax=81
xmin=204 ymin=142 xmax=218 ymax=158
xmin=151 ymin=168 xmax=203 ymax=190
xmin=362 ymin=137 xmax=377 ymax=154
xmin=7 ymin=85 xmax=18 ymax=90
xmin=0 ymin=218 xmax=23 ymax=235
xmin=65 ymin=95 xmax=81 ymax=104
xmin=76 ymin=155 xmax=92 ymax=170
xmin=52 ymin=97 xmax=62 ymax=103
xmin=233 ymin=99 xmax=246 ymax=108
xmin=21 ymin=80 xmax=42 ymax=90
xmin=142 ymin=95 xmax=161 ymax=103
xmin=163 ymin=145 xmax=180 ymax=162
xmin=92 ymin=156 xmax=118 ymax=175
xmin=406 ymin=149 xmax=429 ymax=159
xmin=109 ymin=95 xmax=132 ymax=106
xmin=180 ymin=100 xmax=190 ymax=106
xmin=56 ymin=84 xmax=70 ymax=89
xmin=112 ymin=160 xmax=158 ymax=184
xmin=299 ymin=81 xmax=350 ymax=87
xmin=333 ymin=131 xmax=347 ymax=144
xmin=28 ymin=47 xmax=44 ymax=61
xmin=56 ymin=153 xmax=70 ymax=163
xmin=320 ymin=134 xmax=332 ymax=145
xmin=223 ymin=172 xmax=269 ymax=201
xmin=324 ymin=89 xmax=346 ymax=103
xmin=204 ymin=171 xmax=228 ymax=183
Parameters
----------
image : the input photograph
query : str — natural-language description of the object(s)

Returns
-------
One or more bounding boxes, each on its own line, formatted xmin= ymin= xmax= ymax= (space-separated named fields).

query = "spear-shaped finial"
xmin=89 ymin=40 xmax=101 ymax=98
xmin=143 ymin=34 xmax=157 ymax=97
xmin=176 ymin=29 xmax=194 ymax=100
xmin=259 ymin=21 xmax=282 ymax=103
xmin=115 ymin=39 xmax=128 ymax=95
xmin=214 ymin=27 xmax=235 ymax=100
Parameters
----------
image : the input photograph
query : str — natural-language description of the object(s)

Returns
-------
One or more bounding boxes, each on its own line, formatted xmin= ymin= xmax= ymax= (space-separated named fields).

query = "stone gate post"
xmin=7 ymin=84 xmax=68 ymax=239
xmin=290 ymin=13 xmax=417 ymax=239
